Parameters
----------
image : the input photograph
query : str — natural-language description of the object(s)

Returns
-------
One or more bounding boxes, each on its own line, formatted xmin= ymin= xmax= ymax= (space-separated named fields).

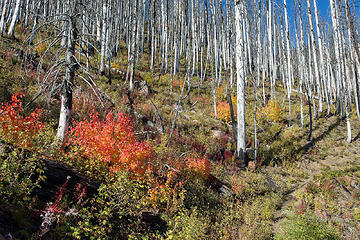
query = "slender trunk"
xmin=100 ymin=0 xmax=107 ymax=75
xmin=267 ymin=0 xmax=274 ymax=99
xmin=330 ymin=0 xmax=343 ymax=117
xmin=55 ymin=13 xmax=76 ymax=146
xmin=7 ymin=0 xmax=22 ymax=38
xmin=235 ymin=1 xmax=246 ymax=162
xmin=307 ymin=0 xmax=322 ymax=113
xmin=284 ymin=0 xmax=292 ymax=123
xmin=228 ymin=89 xmax=237 ymax=145
xmin=307 ymin=92 xmax=313 ymax=141
xmin=0 ymin=0 xmax=9 ymax=35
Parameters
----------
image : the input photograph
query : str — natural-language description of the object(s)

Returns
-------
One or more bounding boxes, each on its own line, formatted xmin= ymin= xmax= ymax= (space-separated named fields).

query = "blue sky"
xmin=286 ymin=0 xmax=331 ymax=25
xmin=314 ymin=1 xmax=331 ymax=17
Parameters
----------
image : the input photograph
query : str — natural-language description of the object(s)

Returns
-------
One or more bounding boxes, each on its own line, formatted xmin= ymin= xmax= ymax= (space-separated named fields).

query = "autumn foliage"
xmin=68 ymin=111 xmax=153 ymax=177
xmin=257 ymin=99 xmax=282 ymax=123
xmin=0 ymin=92 xmax=44 ymax=148
xmin=185 ymin=153 xmax=211 ymax=179
xmin=216 ymin=101 xmax=237 ymax=124
xmin=216 ymin=87 xmax=237 ymax=124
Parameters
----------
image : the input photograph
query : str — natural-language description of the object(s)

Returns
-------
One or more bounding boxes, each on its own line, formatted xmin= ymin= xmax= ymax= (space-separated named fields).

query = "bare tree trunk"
xmin=100 ymin=0 xmax=107 ymax=75
xmin=313 ymin=0 xmax=329 ymax=113
xmin=345 ymin=0 xmax=360 ymax=120
xmin=0 ymin=0 xmax=9 ymax=35
xmin=23 ymin=0 xmax=30 ymax=27
xmin=28 ymin=0 xmax=41 ymax=45
xmin=330 ymin=0 xmax=344 ymax=117
xmin=54 ymin=5 xmax=76 ymax=146
xmin=254 ymin=0 xmax=261 ymax=162
xmin=307 ymin=91 xmax=313 ymax=141
xmin=7 ymin=0 xmax=22 ymax=38
xmin=129 ymin=0 xmax=138 ymax=92
xmin=307 ymin=0 xmax=322 ymax=113
xmin=267 ymin=0 xmax=274 ymax=99
xmin=228 ymin=88 xmax=237 ymax=145
xmin=284 ymin=0 xmax=292 ymax=123
xmin=235 ymin=0 xmax=246 ymax=163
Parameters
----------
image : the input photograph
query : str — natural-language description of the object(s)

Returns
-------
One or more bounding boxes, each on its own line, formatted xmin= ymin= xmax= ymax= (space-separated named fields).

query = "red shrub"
xmin=0 ymin=92 xmax=44 ymax=148
xmin=185 ymin=153 xmax=211 ymax=179
xmin=68 ymin=111 xmax=153 ymax=177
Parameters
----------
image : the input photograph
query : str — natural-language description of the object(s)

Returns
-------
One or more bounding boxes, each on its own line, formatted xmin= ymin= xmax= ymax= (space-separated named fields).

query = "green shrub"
xmin=166 ymin=207 xmax=210 ymax=240
xmin=69 ymin=170 xmax=152 ymax=239
xmin=275 ymin=211 xmax=340 ymax=240
xmin=0 ymin=148 xmax=45 ymax=204
xmin=353 ymin=207 xmax=360 ymax=221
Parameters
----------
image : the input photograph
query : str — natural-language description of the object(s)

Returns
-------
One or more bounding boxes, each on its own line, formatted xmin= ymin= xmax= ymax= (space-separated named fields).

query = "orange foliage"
xmin=172 ymin=78 xmax=184 ymax=89
xmin=0 ymin=92 xmax=44 ymax=148
xmin=68 ymin=112 xmax=153 ymax=177
xmin=216 ymin=85 xmax=227 ymax=101
xmin=185 ymin=153 xmax=211 ymax=179
xmin=147 ymin=170 xmax=183 ymax=209
xmin=216 ymin=100 xmax=237 ymax=124
xmin=215 ymin=86 xmax=237 ymax=123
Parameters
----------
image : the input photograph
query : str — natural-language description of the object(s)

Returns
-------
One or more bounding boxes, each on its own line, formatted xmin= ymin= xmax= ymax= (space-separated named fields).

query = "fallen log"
xmin=0 ymin=141 xmax=100 ymax=199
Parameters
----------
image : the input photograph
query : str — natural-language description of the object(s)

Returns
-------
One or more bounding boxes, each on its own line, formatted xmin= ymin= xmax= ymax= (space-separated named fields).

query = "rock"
xmin=136 ymin=80 xmax=150 ymax=96
xmin=247 ymin=161 xmax=256 ymax=171
xmin=173 ymin=103 xmax=183 ymax=112
xmin=211 ymin=130 xmax=225 ymax=139
xmin=350 ymin=180 xmax=360 ymax=191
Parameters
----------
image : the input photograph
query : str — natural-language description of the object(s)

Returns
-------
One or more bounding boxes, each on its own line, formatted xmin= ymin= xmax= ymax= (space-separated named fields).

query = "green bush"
xmin=0 ymin=148 xmax=45 ymax=204
xmin=275 ymin=211 xmax=340 ymax=240
xmin=68 ymin=171 xmax=152 ymax=239
xmin=166 ymin=207 xmax=209 ymax=240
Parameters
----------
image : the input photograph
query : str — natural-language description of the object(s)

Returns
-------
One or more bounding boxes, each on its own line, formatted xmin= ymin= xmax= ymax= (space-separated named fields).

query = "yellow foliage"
xmin=216 ymin=101 xmax=236 ymax=124
xmin=257 ymin=100 xmax=282 ymax=123
xmin=111 ymin=60 xmax=122 ymax=71
xmin=35 ymin=42 xmax=47 ymax=56
xmin=216 ymin=85 xmax=227 ymax=101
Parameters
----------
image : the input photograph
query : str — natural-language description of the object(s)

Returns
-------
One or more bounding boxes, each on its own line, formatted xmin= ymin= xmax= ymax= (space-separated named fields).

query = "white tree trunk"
xmin=235 ymin=0 xmax=246 ymax=162
xmin=55 ymin=10 xmax=76 ymax=146
xmin=330 ymin=0 xmax=343 ymax=117
xmin=267 ymin=0 xmax=274 ymax=99
xmin=307 ymin=0 xmax=322 ymax=113
xmin=284 ymin=0 xmax=293 ymax=122
xmin=313 ymin=0 xmax=329 ymax=113
xmin=7 ymin=0 xmax=21 ymax=37
xmin=100 ymin=1 xmax=107 ymax=75
xmin=0 ymin=0 xmax=9 ymax=34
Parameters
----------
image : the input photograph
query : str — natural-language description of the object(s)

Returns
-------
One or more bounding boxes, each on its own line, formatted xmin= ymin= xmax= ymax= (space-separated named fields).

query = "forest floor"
xmin=272 ymin=115 xmax=360 ymax=238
